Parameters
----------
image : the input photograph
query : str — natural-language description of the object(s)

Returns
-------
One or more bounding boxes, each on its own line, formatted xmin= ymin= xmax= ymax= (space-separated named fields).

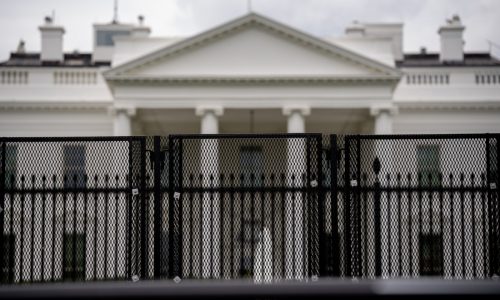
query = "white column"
xmin=109 ymin=106 xmax=136 ymax=179
xmin=111 ymin=107 xmax=136 ymax=136
xmin=370 ymin=105 xmax=397 ymax=135
xmin=370 ymin=105 xmax=398 ymax=277
xmin=287 ymin=110 xmax=306 ymax=133
xmin=283 ymin=106 xmax=310 ymax=279
xmin=199 ymin=109 xmax=219 ymax=134
xmin=195 ymin=107 xmax=223 ymax=278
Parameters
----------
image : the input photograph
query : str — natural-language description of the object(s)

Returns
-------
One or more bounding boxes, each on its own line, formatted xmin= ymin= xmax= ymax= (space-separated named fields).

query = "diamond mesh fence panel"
xmin=165 ymin=134 xmax=323 ymax=281
xmin=0 ymin=137 xmax=149 ymax=284
xmin=0 ymin=134 xmax=498 ymax=285
xmin=342 ymin=134 xmax=500 ymax=279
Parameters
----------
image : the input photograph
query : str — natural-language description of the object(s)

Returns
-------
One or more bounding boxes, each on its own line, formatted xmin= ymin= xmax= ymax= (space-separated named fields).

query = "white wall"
xmin=394 ymin=110 xmax=500 ymax=134
xmin=0 ymin=109 xmax=113 ymax=137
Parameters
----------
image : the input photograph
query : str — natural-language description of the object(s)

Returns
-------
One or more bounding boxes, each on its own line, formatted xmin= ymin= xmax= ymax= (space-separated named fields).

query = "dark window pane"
xmin=4 ymin=145 xmax=17 ymax=188
xmin=1 ymin=234 xmax=15 ymax=282
xmin=63 ymin=233 xmax=86 ymax=281
xmin=417 ymin=144 xmax=441 ymax=187
xmin=63 ymin=145 xmax=86 ymax=188
xmin=96 ymin=30 xmax=130 ymax=46
xmin=419 ymin=233 xmax=443 ymax=276
xmin=239 ymin=146 xmax=263 ymax=187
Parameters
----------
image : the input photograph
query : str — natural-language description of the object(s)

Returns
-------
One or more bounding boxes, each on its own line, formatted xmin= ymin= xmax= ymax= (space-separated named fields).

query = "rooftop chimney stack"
xmin=39 ymin=16 xmax=65 ymax=62
xmin=438 ymin=15 xmax=465 ymax=62
xmin=131 ymin=15 xmax=151 ymax=37
xmin=16 ymin=40 xmax=26 ymax=54
xmin=345 ymin=21 xmax=365 ymax=37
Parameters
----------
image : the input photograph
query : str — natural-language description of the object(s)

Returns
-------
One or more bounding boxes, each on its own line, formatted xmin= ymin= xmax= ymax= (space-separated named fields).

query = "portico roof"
xmin=104 ymin=13 xmax=401 ymax=83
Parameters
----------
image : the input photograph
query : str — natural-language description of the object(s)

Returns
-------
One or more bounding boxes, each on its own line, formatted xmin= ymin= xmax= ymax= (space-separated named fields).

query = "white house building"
xmin=1 ymin=13 xmax=499 ymax=137
xmin=1 ymin=12 xmax=500 ymax=284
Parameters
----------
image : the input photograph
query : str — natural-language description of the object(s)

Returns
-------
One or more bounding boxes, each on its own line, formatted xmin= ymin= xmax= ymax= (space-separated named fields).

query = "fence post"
xmin=486 ymin=135 xmax=494 ymax=277
xmin=167 ymin=136 xmax=175 ymax=279
xmin=316 ymin=135 xmax=326 ymax=278
xmin=140 ymin=138 xmax=147 ymax=279
xmin=496 ymin=134 xmax=500 ymax=276
xmin=344 ymin=136 xmax=352 ymax=277
xmin=0 ymin=141 xmax=5 ymax=283
xmin=330 ymin=135 xmax=340 ymax=277
xmin=373 ymin=157 xmax=382 ymax=277
xmin=153 ymin=136 xmax=162 ymax=279
xmin=489 ymin=134 xmax=500 ymax=276
xmin=355 ymin=136 xmax=362 ymax=277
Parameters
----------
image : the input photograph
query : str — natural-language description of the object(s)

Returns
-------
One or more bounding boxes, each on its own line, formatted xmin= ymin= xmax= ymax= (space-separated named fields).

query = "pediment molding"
xmin=109 ymin=74 xmax=400 ymax=84
xmin=104 ymin=13 xmax=401 ymax=81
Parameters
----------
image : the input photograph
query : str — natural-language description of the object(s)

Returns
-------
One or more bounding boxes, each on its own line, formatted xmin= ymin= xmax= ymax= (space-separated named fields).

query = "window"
xmin=1 ymin=234 xmax=15 ymax=282
xmin=63 ymin=233 xmax=85 ymax=280
xmin=239 ymin=146 xmax=263 ymax=187
xmin=96 ymin=30 xmax=130 ymax=46
xmin=417 ymin=144 xmax=441 ymax=187
xmin=63 ymin=145 xmax=86 ymax=188
xmin=4 ymin=145 xmax=17 ymax=189
xmin=419 ymin=233 xmax=443 ymax=276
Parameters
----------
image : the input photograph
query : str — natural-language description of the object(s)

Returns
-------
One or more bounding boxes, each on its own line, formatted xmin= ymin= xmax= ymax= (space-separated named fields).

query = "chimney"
xmin=39 ymin=16 xmax=65 ymax=62
xmin=345 ymin=20 xmax=365 ymax=37
xmin=131 ymin=15 xmax=151 ymax=38
xmin=438 ymin=15 xmax=465 ymax=62
xmin=16 ymin=40 xmax=26 ymax=53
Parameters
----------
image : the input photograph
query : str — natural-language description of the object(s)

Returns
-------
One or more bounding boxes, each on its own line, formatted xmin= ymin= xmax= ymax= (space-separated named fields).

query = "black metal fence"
xmin=0 ymin=134 xmax=499 ymax=284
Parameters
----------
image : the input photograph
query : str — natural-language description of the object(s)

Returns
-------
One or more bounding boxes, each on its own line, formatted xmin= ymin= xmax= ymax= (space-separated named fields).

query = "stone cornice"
xmin=0 ymin=101 xmax=111 ymax=111
xmin=106 ymin=75 xmax=401 ymax=84
xmin=395 ymin=101 xmax=500 ymax=111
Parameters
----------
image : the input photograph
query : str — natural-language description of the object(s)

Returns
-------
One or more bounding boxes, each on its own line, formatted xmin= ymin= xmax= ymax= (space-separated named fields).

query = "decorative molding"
xmin=0 ymin=101 xmax=111 ymax=111
xmin=107 ymin=75 xmax=401 ymax=84
xmin=396 ymin=102 xmax=500 ymax=111
xmin=195 ymin=106 xmax=224 ymax=117
xmin=370 ymin=104 xmax=398 ymax=116
xmin=108 ymin=106 xmax=137 ymax=117
xmin=282 ymin=106 xmax=311 ymax=116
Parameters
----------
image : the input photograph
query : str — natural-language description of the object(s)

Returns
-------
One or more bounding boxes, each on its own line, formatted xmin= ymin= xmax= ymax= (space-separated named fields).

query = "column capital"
xmin=195 ymin=106 xmax=224 ymax=117
xmin=369 ymin=105 xmax=398 ymax=117
xmin=108 ymin=106 xmax=136 ymax=117
xmin=282 ymin=106 xmax=311 ymax=116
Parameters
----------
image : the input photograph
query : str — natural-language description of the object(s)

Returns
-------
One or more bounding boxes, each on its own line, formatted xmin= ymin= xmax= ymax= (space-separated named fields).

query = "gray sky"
xmin=1 ymin=0 xmax=500 ymax=61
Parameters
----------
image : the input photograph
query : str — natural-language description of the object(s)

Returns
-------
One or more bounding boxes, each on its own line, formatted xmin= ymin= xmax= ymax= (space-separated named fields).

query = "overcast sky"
xmin=1 ymin=0 xmax=499 ymax=61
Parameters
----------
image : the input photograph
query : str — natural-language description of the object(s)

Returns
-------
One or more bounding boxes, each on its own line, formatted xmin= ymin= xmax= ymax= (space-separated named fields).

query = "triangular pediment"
xmin=105 ymin=13 xmax=401 ymax=81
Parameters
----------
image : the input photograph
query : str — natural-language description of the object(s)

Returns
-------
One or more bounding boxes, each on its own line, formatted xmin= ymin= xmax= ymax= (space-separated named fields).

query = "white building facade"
xmin=1 ymin=13 xmax=500 ymax=283
xmin=0 ymin=13 xmax=499 ymax=137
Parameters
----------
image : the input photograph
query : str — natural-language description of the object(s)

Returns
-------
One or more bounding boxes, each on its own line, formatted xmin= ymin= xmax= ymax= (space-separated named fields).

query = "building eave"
xmin=0 ymin=101 xmax=111 ymax=111
xmin=105 ymin=74 xmax=401 ymax=84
